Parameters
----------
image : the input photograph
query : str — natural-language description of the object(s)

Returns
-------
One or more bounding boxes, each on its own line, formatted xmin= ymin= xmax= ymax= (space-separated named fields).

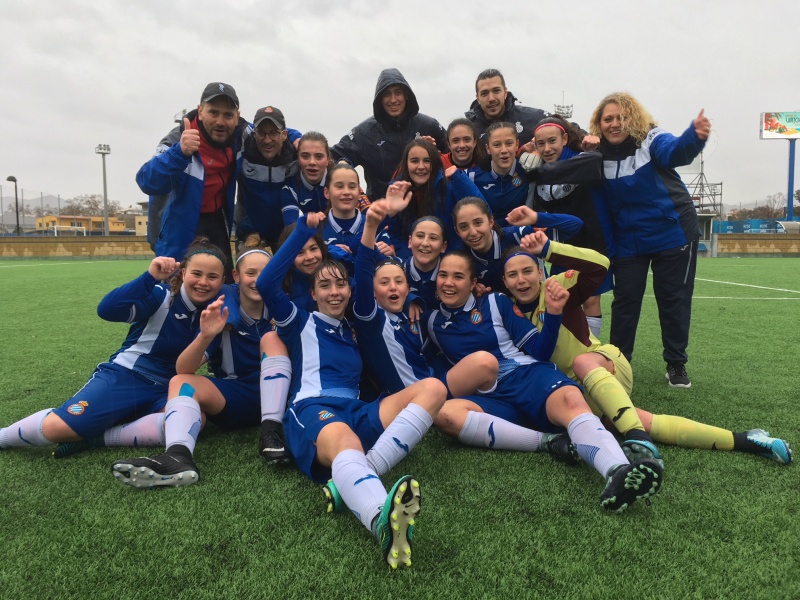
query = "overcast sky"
xmin=1 ymin=1 xmax=797 ymax=216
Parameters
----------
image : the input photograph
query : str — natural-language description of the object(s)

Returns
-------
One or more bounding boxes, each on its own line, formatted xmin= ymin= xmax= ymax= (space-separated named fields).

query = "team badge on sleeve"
xmin=67 ymin=401 xmax=89 ymax=416
xmin=513 ymin=305 xmax=524 ymax=318
xmin=564 ymin=270 xmax=576 ymax=279
xmin=470 ymin=309 xmax=483 ymax=324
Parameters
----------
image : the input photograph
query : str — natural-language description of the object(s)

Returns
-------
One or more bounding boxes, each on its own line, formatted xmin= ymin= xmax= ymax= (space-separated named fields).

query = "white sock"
xmin=0 ymin=409 xmax=53 ymax=448
xmin=332 ymin=449 xmax=387 ymax=531
xmin=104 ymin=413 xmax=166 ymax=447
xmin=366 ymin=403 xmax=432 ymax=475
xmin=567 ymin=412 xmax=629 ymax=478
xmin=164 ymin=396 xmax=202 ymax=455
xmin=458 ymin=410 xmax=543 ymax=451
xmin=260 ymin=354 xmax=292 ymax=423
xmin=586 ymin=316 xmax=602 ymax=339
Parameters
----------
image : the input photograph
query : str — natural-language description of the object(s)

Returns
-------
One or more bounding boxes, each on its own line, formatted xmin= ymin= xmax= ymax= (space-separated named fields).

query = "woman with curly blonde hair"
xmin=589 ymin=92 xmax=711 ymax=389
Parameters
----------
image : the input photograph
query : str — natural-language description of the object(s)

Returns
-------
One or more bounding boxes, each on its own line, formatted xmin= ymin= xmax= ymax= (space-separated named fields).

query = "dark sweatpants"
xmin=609 ymin=238 xmax=697 ymax=365
xmin=197 ymin=210 xmax=234 ymax=283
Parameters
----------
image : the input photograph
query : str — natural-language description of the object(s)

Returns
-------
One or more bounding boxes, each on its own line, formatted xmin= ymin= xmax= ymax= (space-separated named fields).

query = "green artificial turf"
xmin=0 ymin=258 xmax=798 ymax=599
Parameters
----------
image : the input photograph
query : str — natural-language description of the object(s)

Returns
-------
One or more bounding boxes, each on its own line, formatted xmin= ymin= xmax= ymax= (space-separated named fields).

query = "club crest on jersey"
xmin=409 ymin=321 xmax=420 ymax=335
xmin=515 ymin=121 xmax=523 ymax=133
xmin=512 ymin=172 xmax=522 ymax=187
xmin=319 ymin=410 xmax=335 ymax=421
xmin=67 ymin=401 xmax=89 ymax=416
xmin=536 ymin=310 xmax=546 ymax=323
xmin=564 ymin=270 xmax=576 ymax=279
xmin=470 ymin=309 xmax=483 ymax=324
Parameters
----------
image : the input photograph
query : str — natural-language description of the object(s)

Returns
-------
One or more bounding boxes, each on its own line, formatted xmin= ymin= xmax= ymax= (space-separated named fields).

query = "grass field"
xmin=0 ymin=258 xmax=798 ymax=599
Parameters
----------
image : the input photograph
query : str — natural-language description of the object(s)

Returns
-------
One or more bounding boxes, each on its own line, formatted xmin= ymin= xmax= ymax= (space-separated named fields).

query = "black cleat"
xmin=600 ymin=459 xmax=663 ymax=513
xmin=541 ymin=432 xmax=581 ymax=466
xmin=259 ymin=420 xmax=290 ymax=464
xmin=111 ymin=451 xmax=199 ymax=489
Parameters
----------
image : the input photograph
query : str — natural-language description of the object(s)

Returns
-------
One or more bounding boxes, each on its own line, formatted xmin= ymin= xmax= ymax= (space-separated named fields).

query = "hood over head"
xmin=372 ymin=68 xmax=419 ymax=126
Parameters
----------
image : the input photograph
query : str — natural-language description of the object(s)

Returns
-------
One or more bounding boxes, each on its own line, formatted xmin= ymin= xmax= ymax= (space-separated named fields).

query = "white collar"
xmin=327 ymin=209 xmax=363 ymax=234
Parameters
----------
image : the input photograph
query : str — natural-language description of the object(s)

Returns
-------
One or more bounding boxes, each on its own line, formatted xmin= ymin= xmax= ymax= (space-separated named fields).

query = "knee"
xmin=415 ymin=378 xmax=448 ymax=416
xmin=474 ymin=351 xmax=499 ymax=380
xmin=41 ymin=412 xmax=81 ymax=443
xmin=260 ymin=331 xmax=287 ymax=356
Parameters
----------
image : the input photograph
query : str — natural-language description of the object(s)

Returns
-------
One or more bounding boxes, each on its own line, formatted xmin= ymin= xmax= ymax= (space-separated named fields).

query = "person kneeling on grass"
xmin=0 ymin=242 xmax=228 ymax=458
xmin=110 ymin=238 xmax=276 ymax=487
xmin=255 ymin=210 xmax=447 ymax=569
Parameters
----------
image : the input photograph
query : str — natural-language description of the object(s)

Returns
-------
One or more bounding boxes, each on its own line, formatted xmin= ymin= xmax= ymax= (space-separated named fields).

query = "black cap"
xmin=201 ymin=82 xmax=239 ymax=108
xmin=253 ymin=106 xmax=286 ymax=130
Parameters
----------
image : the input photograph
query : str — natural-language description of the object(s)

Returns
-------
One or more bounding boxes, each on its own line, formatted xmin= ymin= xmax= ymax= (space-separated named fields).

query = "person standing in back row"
xmin=331 ymin=68 xmax=447 ymax=201
xmin=138 ymin=82 xmax=247 ymax=279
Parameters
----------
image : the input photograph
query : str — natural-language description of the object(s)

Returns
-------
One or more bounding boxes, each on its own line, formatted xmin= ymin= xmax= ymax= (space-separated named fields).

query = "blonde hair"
xmin=589 ymin=92 xmax=657 ymax=146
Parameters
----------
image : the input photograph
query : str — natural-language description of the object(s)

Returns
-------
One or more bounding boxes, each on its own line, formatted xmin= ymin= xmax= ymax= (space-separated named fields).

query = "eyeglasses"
xmin=255 ymin=129 xmax=284 ymax=140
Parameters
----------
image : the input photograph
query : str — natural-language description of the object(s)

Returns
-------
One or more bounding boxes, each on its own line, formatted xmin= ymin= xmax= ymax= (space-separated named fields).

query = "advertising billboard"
xmin=760 ymin=112 xmax=800 ymax=139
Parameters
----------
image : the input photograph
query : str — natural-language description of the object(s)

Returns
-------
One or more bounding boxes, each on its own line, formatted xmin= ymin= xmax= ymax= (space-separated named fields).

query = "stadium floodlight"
xmin=95 ymin=144 xmax=111 ymax=235
xmin=5 ymin=175 xmax=20 ymax=235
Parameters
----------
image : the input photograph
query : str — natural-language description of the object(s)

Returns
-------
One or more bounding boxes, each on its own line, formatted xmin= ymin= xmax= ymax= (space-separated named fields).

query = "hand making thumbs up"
xmin=180 ymin=117 xmax=201 ymax=156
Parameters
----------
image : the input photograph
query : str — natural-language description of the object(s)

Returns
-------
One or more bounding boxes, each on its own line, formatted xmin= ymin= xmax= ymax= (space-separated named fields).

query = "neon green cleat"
xmin=322 ymin=479 xmax=345 ymax=514
xmin=372 ymin=475 xmax=421 ymax=569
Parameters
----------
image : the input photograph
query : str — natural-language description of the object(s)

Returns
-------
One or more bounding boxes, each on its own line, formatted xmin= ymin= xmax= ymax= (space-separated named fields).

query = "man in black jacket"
xmin=332 ymin=68 xmax=446 ymax=201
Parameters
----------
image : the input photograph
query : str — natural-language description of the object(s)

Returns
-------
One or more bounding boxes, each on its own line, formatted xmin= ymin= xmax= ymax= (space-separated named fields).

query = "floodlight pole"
xmin=95 ymin=144 xmax=111 ymax=235
xmin=5 ymin=175 xmax=20 ymax=235
xmin=788 ymin=139 xmax=795 ymax=221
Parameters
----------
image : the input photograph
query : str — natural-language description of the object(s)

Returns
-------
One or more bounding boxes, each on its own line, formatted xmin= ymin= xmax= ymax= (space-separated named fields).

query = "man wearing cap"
xmin=137 ymin=82 xmax=247 ymax=274
xmin=234 ymin=106 xmax=302 ymax=251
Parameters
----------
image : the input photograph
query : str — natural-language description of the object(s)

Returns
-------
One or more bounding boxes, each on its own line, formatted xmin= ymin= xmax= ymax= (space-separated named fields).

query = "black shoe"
xmin=600 ymin=459 xmax=663 ymax=513
xmin=541 ymin=432 xmax=581 ymax=466
xmin=111 ymin=450 xmax=199 ymax=489
xmin=259 ymin=421 xmax=290 ymax=464
xmin=665 ymin=362 xmax=691 ymax=388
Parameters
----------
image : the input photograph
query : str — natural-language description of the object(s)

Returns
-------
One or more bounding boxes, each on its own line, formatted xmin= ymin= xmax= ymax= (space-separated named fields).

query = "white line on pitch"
xmin=695 ymin=278 xmax=800 ymax=294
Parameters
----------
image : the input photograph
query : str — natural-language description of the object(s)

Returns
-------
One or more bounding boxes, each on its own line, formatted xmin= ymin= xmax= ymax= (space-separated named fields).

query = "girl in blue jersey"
xmin=110 ymin=237 xmax=274 ymax=487
xmin=256 ymin=209 xmax=447 ymax=569
xmin=0 ymin=240 xmax=227 ymax=456
xmin=403 ymin=215 xmax=447 ymax=310
xmin=427 ymin=251 xmax=663 ymax=512
xmin=472 ymin=122 xmax=530 ymax=224
xmin=281 ymin=131 xmax=330 ymax=226
xmin=453 ymin=196 xmax=583 ymax=295
xmin=385 ymin=138 xmax=484 ymax=258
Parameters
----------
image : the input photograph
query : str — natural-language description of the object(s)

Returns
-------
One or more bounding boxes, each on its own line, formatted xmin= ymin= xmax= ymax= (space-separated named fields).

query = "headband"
xmin=185 ymin=247 xmax=225 ymax=265
xmin=502 ymin=251 xmax=539 ymax=270
xmin=374 ymin=256 xmax=405 ymax=274
xmin=534 ymin=122 xmax=566 ymax=134
xmin=235 ymin=248 xmax=271 ymax=267
xmin=411 ymin=216 xmax=445 ymax=231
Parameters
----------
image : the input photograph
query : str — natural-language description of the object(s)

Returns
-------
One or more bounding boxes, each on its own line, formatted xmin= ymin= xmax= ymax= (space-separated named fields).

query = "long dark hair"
xmin=533 ymin=115 xmax=583 ymax=153
xmin=446 ymin=117 xmax=487 ymax=166
xmin=395 ymin=138 xmax=447 ymax=233
xmin=275 ymin=222 xmax=330 ymax=295
xmin=170 ymin=237 xmax=227 ymax=296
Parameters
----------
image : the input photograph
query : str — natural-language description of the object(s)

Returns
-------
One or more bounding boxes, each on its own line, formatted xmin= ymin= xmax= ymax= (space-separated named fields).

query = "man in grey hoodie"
xmin=332 ymin=68 xmax=446 ymax=201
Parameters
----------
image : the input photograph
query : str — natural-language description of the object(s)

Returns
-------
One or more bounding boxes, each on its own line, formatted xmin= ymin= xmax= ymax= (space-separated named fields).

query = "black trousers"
xmin=197 ymin=210 xmax=234 ymax=283
xmin=610 ymin=238 xmax=698 ymax=365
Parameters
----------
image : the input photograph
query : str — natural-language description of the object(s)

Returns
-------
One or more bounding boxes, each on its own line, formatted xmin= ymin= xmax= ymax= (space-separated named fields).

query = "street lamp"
xmin=5 ymin=175 xmax=20 ymax=235
xmin=95 ymin=144 xmax=111 ymax=235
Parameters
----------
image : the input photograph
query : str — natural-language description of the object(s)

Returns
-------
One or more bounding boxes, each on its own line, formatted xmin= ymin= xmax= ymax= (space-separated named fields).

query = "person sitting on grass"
xmin=255 ymin=209 xmax=447 ymax=569
xmin=109 ymin=236 xmax=275 ymax=487
xmin=0 ymin=241 xmax=228 ymax=458
xmin=503 ymin=230 xmax=792 ymax=466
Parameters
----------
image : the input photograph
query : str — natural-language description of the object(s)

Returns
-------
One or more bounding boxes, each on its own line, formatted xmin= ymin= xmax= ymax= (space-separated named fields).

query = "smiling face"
xmin=294 ymin=237 xmax=323 ymax=275
xmin=407 ymin=145 xmax=432 ymax=187
xmin=502 ymin=254 xmax=542 ymax=304
xmin=254 ymin=121 xmax=288 ymax=162
xmin=197 ymin=97 xmax=239 ymax=144
xmin=600 ymin=102 xmax=626 ymax=145
xmin=298 ymin=140 xmax=328 ymax=185
xmin=373 ymin=263 xmax=409 ymax=314
xmin=233 ymin=251 xmax=270 ymax=308
xmin=455 ymin=202 xmax=494 ymax=253
xmin=324 ymin=168 xmax=360 ymax=218
xmin=533 ymin=125 xmax=569 ymax=163
xmin=476 ymin=76 xmax=508 ymax=120
xmin=486 ymin=126 xmax=518 ymax=174
xmin=381 ymin=85 xmax=407 ymax=118
xmin=408 ymin=220 xmax=446 ymax=270
xmin=311 ymin=265 xmax=351 ymax=319
xmin=436 ymin=254 xmax=476 ymax=309
xmin=181 ymin=253 xmax=225 ymax=305
xmin=447 ymin=124 xmax=477 ymax=167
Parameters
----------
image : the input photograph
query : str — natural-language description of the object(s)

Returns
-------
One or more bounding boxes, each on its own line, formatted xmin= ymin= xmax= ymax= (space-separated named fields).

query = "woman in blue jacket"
xmin=589 ymin=93 xmax=711 ymax=388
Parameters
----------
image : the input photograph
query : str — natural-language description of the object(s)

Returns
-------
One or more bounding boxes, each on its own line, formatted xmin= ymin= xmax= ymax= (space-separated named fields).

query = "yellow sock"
xmin=583 ymin=367 xmax=645 ymax=435
xmin=650 ymin=414 xmax=734 ymax=450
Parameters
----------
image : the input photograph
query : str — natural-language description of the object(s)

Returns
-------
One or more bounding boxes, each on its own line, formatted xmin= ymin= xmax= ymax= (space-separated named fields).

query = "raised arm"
xmin=175 ymin=295 xmax=229 ymax=374
xmin=97 ymin=257 xmax=178 ymax=322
